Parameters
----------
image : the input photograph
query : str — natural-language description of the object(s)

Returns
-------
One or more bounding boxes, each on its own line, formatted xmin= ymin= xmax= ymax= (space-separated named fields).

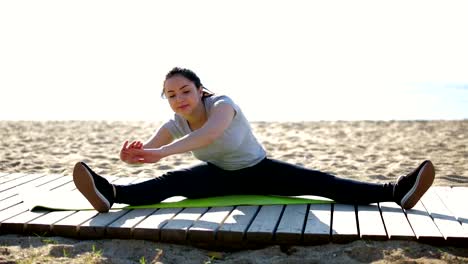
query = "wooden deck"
xmin=0 ymin=172 xmax=467 ymax=250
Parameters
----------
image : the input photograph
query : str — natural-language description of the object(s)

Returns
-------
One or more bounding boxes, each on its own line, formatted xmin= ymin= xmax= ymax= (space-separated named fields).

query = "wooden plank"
xmin=52 ymin=210 xmax=100 ymax=237
xmin=455 ymin=187 xmax=468 ymax=237
xmin=246 ymin=205 xmax=283 ymax=243
xmin=23 ymin=188 xmax=82 ymax=235
xmin=1 ymin=209 xmax=52 ymax=234
xmin=132 ymin=208 xmax=183 ymax=241
xmin=449 ymin=187 xmax=468 ymax=234
xmin=106 ymin=208 xmax=157 ymax=239
xmin=0 ymin=175 xmax=66 ymax=211
xmin=420 ymin=188 xmax=468 ymax=244
xmin=275 ymin=204 xmax=308 ymax=244
xmin=404 ymin=201 xmax=444 ymax=243
xmin=78 ymin=210 xmax=130 ymax=238
xmin=0 ymin=173 xmax=27 ymax=185
xmin=19 ymin=175 xmax=96 ymax=235
xmin=0 ymin=175 xmax=68 ymax=226
xmin=0 ymin=176 xmax=72 ymax=220
xmin=26 ymin=211 xmax=77 ymax=234
xmin=0 ymin=174 xmax=63 ymax=202
xmin=0 ymin=197 xmax=24 ymax=212
xmin=379 ymin=202 xmax=415 ymax=240
xmin=50 ymin=176 xmax=130 ymax=238
xmin=6 ymin=172 xmax=428 ymax=247
xmin=0 ymin=179 xmax=75 ymax=234
xmin=331 ymin=204 xmax=359 ymax=243
xmin=33 ymin=174 xmax=68 ymax=188
xmin=0 ymin=203 xmax=30 ymax=230
xmin=0 ymin=174 xmax=36 ymax=194
xmin=69 ymin=176 xmax=134 ymax=239
xmin=160 ymin=207 xmax=208 ymax=243
xmin=44 ymin=176 xmax=74 ymax=191
xmin=188 ymin=206 xmax=233 ymax=242
xmin=357 ymin=203 xmax=387 ymax=240
xmin=217 ymin=206 xmax=259 ymax=243
xmin=303 ymin=204 xmax=331 ymax=244
xmin=0 ymin=173 xmax=46 ymax=193
xmin=435 ymin=187 xmax=468 ymax=233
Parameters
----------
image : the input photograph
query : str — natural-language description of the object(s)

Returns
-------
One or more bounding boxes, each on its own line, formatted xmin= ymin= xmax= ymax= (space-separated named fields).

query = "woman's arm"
xmin=123 ymin=103 xmax=235 ymax=163
xmin=159 ymin=103 xmax=235 ymax=156
xmin=143 ymin=123 xmax=175 ymax=149
xmin=125 ymin=103 xmax=236 ymax=163
xmin=120 ymin=123 xmax=174 ymax=164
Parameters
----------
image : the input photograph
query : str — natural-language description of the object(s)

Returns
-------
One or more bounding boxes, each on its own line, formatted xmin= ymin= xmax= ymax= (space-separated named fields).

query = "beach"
xmin=1 ymin=120 xmax=467 ymax=263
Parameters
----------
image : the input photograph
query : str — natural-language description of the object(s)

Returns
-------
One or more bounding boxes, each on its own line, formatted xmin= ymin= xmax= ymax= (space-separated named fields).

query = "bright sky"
xmin=1 ymin=0 xmax=467 ymax=121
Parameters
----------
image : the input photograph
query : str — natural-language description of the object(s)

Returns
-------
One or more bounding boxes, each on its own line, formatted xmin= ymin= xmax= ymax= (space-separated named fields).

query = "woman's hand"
xmin=124 ymin=148 xmax=166 ymax=164
xmin=120 ymin=140 xmax=145 ymax=164
xmin=120 ymin=140 xmax=166 ymax=164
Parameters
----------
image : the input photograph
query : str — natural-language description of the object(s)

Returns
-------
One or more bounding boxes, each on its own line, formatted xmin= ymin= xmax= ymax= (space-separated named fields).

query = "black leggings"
xmin=114 ymin=158 xmax=396 ymax=206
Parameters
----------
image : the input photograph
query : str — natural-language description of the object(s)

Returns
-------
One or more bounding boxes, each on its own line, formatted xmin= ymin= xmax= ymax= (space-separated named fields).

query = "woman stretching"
xmin=73 ymin=67 xmax=435 ymax=213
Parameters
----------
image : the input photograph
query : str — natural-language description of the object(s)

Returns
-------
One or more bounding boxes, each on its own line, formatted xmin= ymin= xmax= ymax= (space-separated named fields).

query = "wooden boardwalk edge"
xmin=0 ymin=173 xmax=467 ymax=249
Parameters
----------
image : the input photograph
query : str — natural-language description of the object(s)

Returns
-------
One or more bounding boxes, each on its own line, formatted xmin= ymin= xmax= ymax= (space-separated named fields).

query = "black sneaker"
xmin=73 ymin=162 xmax=115 ymax=213
xmin=393 ymin=160 xmax=435 ymax=210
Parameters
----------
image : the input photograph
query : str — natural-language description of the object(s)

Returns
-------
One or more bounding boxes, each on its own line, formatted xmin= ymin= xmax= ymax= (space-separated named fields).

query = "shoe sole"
xmin=400 ymin=160 xmax=435 ymax=210
xmin=73 ymin=162 xmax=110 ymax=213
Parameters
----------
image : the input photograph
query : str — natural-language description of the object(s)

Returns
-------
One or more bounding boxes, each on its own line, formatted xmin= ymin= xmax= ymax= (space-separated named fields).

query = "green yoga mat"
xmin=22 ymin=189 xmax=334 ymax=211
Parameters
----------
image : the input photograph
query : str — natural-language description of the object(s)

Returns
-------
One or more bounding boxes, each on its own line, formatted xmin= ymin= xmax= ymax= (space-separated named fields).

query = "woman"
xmin=73 ymin=67 xmax=435 ymax=213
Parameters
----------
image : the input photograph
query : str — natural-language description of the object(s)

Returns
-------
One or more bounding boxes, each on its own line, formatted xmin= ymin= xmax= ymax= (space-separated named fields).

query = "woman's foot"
xmin=73 ymin=162 xmax=115 ymax=213
xmin=393 ymin=160 xmax=435 ymax=210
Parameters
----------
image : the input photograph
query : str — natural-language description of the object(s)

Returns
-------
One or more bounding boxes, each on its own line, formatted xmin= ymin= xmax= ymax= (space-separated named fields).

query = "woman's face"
xmin=163 ymin=75 xmax=204 ymax=117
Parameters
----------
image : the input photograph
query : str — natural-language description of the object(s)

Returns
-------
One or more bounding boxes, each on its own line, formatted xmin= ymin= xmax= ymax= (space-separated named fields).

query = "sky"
xmin=1 ymin=0 xmax=467 ymax=121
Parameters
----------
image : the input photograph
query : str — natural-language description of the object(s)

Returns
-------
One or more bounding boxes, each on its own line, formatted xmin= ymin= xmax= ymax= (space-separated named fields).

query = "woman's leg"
xmin=76 ymin=158 xmax=433 ymax=211
xmin=114 ymin=162 xmax=242 ymax=205
xmin=240 ymin=158 xmax=395 ymax=204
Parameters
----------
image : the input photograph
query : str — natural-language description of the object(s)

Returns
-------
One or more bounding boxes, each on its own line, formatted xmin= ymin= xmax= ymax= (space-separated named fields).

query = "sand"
xmin=1 ymin=120 xmax=467 ymax=263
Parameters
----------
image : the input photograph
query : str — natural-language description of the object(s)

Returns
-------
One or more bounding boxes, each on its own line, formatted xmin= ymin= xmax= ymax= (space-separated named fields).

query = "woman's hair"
xmin=161 ymin=67 xmax=214 ymax=99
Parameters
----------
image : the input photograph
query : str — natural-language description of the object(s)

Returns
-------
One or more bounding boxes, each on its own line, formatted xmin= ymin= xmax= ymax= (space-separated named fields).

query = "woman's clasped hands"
xmin=120 ymin=140 xmax=165 ymax=164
